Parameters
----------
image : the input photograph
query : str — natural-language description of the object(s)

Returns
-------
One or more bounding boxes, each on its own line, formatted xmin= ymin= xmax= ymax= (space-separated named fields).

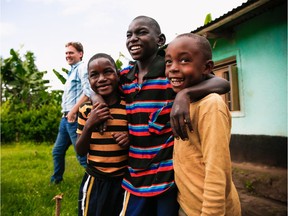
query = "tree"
xmin=1 ymin=49 xmax=62 ymax=143
xmin=1 ymin=48 xmax=51 ymax=111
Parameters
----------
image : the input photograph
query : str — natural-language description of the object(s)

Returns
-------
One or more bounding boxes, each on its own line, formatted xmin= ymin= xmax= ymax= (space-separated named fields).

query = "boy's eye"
xmin=104 ymin=70 xmax=114 ymax=76
xmin=165 ymin=59 xmax=172 ymax=65
xmin=180 ymin=58 xmax=190 ymax=63
xmin=90 ymin=72 xmax=99 ymax=78
xmin=138 ymin=30 xmax=147 ymax=35
xmin=90 ymin=70 xmax=115 ymax=79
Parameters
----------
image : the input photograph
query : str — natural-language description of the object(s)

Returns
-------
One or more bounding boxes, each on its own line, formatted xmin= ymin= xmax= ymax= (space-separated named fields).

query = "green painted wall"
xmin=210 ymin=4 xmax=287 ymax=136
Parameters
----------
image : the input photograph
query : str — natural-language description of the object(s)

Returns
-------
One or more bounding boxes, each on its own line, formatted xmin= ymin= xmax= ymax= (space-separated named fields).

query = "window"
xmin=213 ymin=56 xmax=240 ymax=111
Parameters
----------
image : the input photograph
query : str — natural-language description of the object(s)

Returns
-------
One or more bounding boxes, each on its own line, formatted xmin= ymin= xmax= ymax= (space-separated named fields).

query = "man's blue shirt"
xmin=61 ymin=61 xmax=90 ymax=112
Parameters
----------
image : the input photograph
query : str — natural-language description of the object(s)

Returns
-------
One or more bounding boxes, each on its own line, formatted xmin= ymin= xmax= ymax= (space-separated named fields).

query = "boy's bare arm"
xmin=90 ymin=91 xmax=108 ymax=133
xmin=90 ymin=90 xmax=105 ymax=104
xmin=171 ymin=75 xmax=230 ymax=140
xmin=76 ymin=102 xmax=112 ymax=156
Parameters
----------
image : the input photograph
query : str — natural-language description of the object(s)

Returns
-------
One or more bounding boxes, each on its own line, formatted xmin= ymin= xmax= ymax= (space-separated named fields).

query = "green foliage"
xmin=204 ymin=13 xmax=212 ymax=25
xmin=1 ymin=143 xmax=84 ymax=215
xmin=117 ymin=52 xmax=131 ymax=70
xmin=245 ymin=180 xmax=255 ymax=193
xmin=1 ymin=49 xmax=50 ymax=111
xmin=116 ymin=59 xmax=123 ymax=70
xmin=1 ymin=48 xmax=63 ymax=143
xmin=52 ymin=68 xmax=69 ymax=85
xmin=1 ymin=100 xmax=61 ymax=143
xmin=0 ymin=101 xmax=16 ymax=142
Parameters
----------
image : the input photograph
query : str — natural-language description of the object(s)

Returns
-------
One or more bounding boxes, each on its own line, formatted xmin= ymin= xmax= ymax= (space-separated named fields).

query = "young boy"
xmin=165 ymin=33 xmax=241 ymax=216
xmin=119 ymin=16 xmax=231 ymax=216
xmin=76 ymin=53 xmax=129 ymax=216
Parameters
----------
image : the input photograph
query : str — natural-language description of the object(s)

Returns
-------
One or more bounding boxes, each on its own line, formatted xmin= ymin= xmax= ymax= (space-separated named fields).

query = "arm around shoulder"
xmin=170 ymin=74 xmax=230 ymax=140
xmin=183 ymin=74 xmax=230 ymax=100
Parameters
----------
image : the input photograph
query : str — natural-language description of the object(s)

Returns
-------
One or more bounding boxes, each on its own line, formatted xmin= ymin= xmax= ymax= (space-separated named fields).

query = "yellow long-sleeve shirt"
xmin=173 ymin=93 xmax=241 ymax=216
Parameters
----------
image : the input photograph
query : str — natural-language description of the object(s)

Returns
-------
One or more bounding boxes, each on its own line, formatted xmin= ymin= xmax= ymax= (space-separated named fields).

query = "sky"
xmin=1 ymin=0 xmax=247 ymax=90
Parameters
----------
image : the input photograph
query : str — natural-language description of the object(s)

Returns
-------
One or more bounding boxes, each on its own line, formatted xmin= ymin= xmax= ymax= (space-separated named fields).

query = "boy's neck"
xmin=103 ymin=93 xmax=120 ymax=106
xmin=136 ymin=54 xmax=158 ymax=83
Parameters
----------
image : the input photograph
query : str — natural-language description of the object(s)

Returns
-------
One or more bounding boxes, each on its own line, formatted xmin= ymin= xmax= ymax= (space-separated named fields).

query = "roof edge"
xmin=192 ymin=0 xmax=271 ymax=35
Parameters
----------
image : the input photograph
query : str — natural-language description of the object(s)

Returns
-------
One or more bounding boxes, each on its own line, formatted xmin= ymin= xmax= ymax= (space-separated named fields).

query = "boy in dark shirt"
xmin=119 ymin=16 xmax=230 ymax=215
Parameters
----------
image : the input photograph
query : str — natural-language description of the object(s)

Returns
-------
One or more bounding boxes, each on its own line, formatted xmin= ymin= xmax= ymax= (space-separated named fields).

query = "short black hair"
xmin=87 ymin=53 xmax=117 ymax=71
xmin=176 ymin=33 xmax=212 ymax=60
xmin=133 ymin=15 xmax=161 ymax=35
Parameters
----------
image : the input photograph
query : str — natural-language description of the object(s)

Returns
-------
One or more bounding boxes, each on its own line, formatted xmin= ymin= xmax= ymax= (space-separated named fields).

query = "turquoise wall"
xmin=211 ymin=4 xmax=287 ymax=136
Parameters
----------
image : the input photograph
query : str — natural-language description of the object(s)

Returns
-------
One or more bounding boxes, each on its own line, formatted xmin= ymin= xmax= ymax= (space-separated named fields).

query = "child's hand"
xmin=111 ymin=132 xmax=130 ymax=148
xmin=90 ymin=92 xmax=108 ymax=133
xmin=87 ymin=102 xmax=113 ymax=128
xmin=170 ymin=91 xmax=193 ymax=140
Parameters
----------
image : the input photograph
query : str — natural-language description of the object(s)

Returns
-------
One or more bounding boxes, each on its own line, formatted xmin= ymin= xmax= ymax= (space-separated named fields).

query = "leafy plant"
xmin=1 ymin=49 xmax=50 ymax=111
xmin=245 ymin=180 xmax=255 ymax=193
xmin=1 ymin=48 xmax=63 ymax=143
xmin=52 ymin=68 xmax=69 ymax=85
xmin=204 ymin=13 xmax=212 ymax=25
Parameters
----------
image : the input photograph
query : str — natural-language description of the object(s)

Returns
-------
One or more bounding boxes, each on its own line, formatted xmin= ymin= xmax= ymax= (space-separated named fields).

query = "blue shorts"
xmin=120 ymin=187 xmax=179 ymax=216
xmin=78 ymin=172 xmax=124 ymax=216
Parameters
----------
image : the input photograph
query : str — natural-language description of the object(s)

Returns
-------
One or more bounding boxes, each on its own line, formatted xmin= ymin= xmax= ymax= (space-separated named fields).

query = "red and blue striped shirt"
xmin=120 ymin=55 xmax=176 ymax=197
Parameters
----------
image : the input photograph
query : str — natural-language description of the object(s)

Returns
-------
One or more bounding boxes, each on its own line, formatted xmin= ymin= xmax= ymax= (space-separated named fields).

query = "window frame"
xmin=213 ymin=56 xmax=241 ymax=112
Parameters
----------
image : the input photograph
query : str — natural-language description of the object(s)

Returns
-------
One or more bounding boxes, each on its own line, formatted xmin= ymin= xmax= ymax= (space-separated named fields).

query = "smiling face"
xmin=88 ymin=57 xmax=119 ymax=100
xmin=165 ymin=35 xmax=213 ymax=93
xmin=65 ymin=45 xmax=83 ymax=65
xmin=126 ymin=16 xmax=165 ymax=61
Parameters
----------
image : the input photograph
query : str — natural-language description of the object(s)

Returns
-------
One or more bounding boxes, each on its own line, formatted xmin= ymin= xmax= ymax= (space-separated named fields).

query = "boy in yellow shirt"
xmin=165 ymin=33 xmax=241 ymax=216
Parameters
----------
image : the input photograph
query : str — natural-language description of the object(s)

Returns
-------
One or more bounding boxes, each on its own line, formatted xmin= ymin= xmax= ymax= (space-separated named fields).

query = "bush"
xmin=1 ymin=101 xmax=61 ymax=143
xmin=1 ymin=101 xmax=16 ymax=142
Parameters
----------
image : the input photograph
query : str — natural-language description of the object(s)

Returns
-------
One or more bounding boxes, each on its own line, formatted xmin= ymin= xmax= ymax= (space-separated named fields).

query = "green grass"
xmin=1 ymin=142 xmax=85 ymax=216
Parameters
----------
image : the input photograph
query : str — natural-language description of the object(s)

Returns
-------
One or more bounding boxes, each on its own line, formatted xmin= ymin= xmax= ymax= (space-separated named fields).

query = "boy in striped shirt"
xmin=76 ymin=53 xmax=129 ymax=216
xmin=119 ymin=16 xmax=230 ymax=215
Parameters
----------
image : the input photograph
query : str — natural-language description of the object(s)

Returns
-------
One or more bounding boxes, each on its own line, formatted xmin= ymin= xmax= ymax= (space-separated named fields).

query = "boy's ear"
xmin=203 ymin=60 xmax=214 ymax=75
xmin=157 ymin=33 xmax=166 ymax=47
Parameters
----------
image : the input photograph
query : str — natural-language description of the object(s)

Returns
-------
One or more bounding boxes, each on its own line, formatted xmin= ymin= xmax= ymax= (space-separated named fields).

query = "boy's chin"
xmin=172 ymin=87 xmax=183 ymax=93
xmin=129 ymin=52 xmax=143 ymax=61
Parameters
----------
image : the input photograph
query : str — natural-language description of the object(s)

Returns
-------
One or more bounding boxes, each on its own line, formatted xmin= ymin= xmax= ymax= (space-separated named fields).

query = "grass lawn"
xmin=1 ymin=142 xmax=85 ymax=216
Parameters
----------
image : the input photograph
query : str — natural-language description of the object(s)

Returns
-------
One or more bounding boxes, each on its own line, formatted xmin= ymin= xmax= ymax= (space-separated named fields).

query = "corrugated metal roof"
xmin=191 ymin=0 xmax=286 ymax=35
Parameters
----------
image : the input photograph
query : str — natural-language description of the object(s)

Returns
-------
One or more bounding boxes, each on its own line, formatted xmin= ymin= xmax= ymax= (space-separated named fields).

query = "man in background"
xmin=50 ymin=42 xmax=90 ymax=184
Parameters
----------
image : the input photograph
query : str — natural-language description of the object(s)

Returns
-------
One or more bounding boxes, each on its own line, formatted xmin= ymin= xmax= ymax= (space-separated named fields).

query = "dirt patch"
xmin=232 ymin=162 xmax=287 ymax=216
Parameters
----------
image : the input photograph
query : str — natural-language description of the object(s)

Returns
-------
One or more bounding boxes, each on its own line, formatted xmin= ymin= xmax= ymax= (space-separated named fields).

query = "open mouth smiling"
xmin=169 ymin=78 xmax=184 ymax=87
xmin=130 ymin=46 xmax=141 ymax=51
